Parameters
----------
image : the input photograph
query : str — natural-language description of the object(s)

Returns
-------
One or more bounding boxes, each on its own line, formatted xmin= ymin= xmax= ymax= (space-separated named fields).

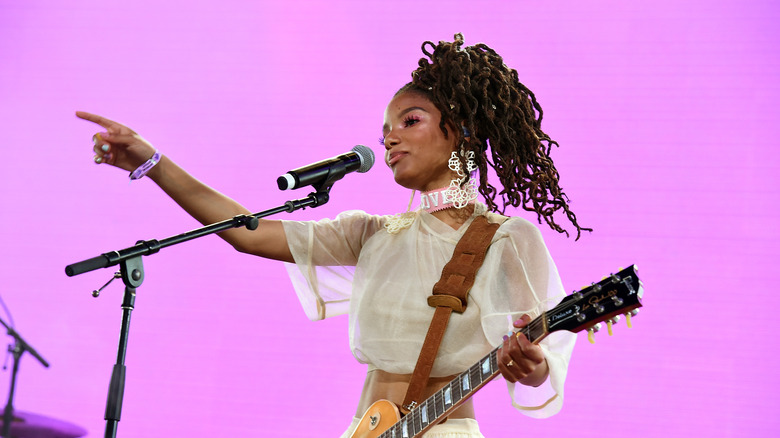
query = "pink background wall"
xmin=1 ymin=0 xmax=778 ymax=436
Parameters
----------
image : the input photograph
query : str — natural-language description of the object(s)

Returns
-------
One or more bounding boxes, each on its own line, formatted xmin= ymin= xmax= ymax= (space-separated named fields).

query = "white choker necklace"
xmin=420 ymin=186 xmax=476 ymax=213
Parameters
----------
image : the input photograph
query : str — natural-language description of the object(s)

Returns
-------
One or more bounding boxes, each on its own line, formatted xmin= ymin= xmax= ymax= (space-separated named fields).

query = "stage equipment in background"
xmin=0 ymin=318 xmax=85 ymax=437
xmin=64 ymin=148 xmax=374 ymax=438
xmin=349 ymin=266 xmax=644 ymax=438
xmin=0 ymin=411 xmax=87 ymax=438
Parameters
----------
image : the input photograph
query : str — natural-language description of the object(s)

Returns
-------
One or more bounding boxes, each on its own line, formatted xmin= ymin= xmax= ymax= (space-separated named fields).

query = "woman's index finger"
xmin=75 ymin=111 xmax=120 ymax=129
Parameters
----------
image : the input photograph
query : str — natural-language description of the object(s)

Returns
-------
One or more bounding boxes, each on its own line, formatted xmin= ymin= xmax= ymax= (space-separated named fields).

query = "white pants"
xmin=340 ymin=416 xmax=485 ymax=438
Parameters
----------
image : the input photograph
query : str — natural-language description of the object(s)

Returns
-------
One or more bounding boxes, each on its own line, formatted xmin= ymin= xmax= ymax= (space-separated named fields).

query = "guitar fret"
xmin=481 ymin=356 xmax=491 ymax=376
xmin=380 ymin=424 xmax=393 ymax=438
xmin=526 ymin=322 xmax=545 ymax=343
xmin=470 ymin=364 xmax=481 ymax=387
xmin=414 ymin=405 xmax=424 ymax=435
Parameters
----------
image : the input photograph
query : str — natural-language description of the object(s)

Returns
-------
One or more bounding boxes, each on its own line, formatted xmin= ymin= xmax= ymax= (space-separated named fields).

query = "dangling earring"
xmin=445 ymin=149 xmax=478 ymax=209
xmin=384 ymin=190 xmax=417 ymax=234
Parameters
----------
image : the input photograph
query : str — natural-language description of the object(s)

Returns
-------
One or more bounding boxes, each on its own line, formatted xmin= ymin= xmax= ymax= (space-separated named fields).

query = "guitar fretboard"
xmin=379 ymin=322 xmax=546 ymax=438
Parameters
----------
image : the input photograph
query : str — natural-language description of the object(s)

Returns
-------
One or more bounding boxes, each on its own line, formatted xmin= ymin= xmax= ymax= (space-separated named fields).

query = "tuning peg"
xmin=625 ymin=309 xmax=639 ymax=328
xmin=587 ymin=323 xmax=602 ymax=344
xmin=606 ymin=316 xmax=621 ymax=335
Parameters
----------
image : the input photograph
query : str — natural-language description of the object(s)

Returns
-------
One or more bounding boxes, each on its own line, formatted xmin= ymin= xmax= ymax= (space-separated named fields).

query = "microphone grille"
xmin=351 ymin=145 xmax=375 ymax=173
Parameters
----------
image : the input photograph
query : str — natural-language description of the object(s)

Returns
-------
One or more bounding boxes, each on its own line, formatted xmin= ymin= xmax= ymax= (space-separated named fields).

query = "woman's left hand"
xmin=497 ymin=314 xmax=549 ymax=386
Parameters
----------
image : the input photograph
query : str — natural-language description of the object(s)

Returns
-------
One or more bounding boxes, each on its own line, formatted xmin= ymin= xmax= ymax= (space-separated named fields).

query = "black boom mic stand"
xmin=65 ymin=167 xmax=348 ymax=438
xmin=0 ymin=317 xmax=50 ymax=438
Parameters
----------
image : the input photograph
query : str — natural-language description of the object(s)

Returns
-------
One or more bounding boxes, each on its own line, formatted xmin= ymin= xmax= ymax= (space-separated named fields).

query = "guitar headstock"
xmin=546 ymin=265 xmax=643 ymax=342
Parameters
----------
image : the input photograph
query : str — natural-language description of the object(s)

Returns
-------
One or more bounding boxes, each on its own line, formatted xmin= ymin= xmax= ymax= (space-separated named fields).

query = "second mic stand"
xmin=65 ymin=185 xmax=335 ymax=438
xmin=0 ymin=317 xmax=49 ymax=438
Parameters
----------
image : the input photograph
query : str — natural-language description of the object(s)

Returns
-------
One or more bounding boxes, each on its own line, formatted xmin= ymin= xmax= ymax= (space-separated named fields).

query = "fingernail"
xmin=502 ymin=335 xmax=509 ymax=341
xmin=94 ymin=156 xmax=102 ymax=164
xmin=104 ymin=153 xmax=112 ymax=161
xmin=101 ymin=144 xmax=110 ymax=152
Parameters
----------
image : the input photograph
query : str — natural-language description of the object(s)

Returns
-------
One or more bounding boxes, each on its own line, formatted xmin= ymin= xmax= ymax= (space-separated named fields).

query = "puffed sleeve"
xmin=475 ymin=217 xmax=576 ymax=418
xmin=281 ymin=210 xmax=385 ymax=321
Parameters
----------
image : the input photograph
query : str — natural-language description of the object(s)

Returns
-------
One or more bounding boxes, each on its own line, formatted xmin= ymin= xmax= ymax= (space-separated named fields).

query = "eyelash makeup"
xmin=380 ymin=115 xmax=423 ymax=146
xmin=403 ymin=115 xmax=421 ymax=127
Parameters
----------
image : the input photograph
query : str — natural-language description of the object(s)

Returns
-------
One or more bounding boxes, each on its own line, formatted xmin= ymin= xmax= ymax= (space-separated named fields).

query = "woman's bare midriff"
xmin=355 ymin=368 xmax=475 ymax=420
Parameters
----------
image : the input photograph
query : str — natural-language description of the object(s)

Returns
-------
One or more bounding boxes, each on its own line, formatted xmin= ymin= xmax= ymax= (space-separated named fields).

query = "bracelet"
xmin=129 ymin=150 xmax=162 ymax=180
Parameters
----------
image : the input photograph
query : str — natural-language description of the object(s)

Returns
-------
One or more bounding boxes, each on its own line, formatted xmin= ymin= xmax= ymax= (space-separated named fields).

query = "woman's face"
xmin=382 ymin=91 xmax=458 ymax=192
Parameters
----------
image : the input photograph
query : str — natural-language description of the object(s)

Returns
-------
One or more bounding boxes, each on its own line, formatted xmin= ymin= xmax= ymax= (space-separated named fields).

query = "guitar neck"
xmin=379 ymin=323 xmax=547 ymax=438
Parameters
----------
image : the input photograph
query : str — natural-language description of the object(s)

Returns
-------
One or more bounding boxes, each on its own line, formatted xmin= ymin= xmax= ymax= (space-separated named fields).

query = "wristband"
xmin=129 ymin=150 xmax=161 ymax=180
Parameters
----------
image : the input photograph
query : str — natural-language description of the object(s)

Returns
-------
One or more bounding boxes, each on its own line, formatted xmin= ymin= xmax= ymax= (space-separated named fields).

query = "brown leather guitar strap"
xmin=401 ymin=215 xmax=500 ymax=414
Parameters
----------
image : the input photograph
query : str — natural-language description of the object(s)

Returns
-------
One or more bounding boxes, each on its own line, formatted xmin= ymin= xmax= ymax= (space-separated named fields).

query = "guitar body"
xmin=349 ymin=400 xmax=401 ymax=438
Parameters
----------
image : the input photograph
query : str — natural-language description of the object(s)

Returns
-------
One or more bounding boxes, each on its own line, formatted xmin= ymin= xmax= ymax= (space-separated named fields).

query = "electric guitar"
xmin=350 ymin=265 xmax=644 ymax=438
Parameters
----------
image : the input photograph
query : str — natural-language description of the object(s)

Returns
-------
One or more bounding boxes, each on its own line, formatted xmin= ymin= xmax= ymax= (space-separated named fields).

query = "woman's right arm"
xmin=77 ymin=111 xmax=293 ymax=263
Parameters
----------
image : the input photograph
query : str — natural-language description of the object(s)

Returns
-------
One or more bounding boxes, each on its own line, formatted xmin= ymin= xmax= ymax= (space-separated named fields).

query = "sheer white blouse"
xmin=281 ymin=203 xmax=575 ymax=418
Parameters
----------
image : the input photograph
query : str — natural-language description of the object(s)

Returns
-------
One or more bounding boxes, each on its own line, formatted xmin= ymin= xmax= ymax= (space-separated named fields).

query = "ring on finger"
xmin=507 ymin=360 xmax=514 ymax=367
